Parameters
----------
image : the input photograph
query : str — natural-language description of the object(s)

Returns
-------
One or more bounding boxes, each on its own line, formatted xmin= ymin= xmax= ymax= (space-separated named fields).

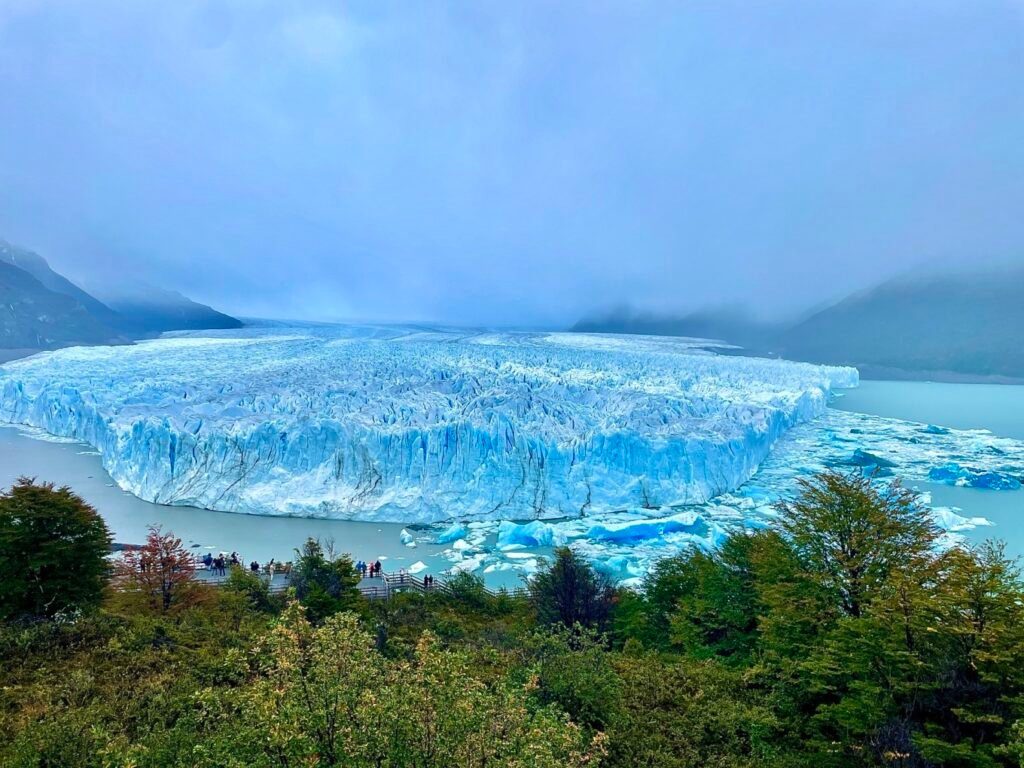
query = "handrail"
xmin=194 ymin=567 xmax=528 ymax=601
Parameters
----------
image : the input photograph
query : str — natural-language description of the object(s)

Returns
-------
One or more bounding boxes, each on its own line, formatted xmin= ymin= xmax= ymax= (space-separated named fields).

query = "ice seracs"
xmin=0 ymin=324 xmax=856 ymax=524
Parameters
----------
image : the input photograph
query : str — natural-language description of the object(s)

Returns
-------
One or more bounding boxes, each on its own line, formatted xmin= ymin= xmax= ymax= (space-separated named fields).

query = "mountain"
xmin=778 ymin=268 xmax=1024 ymax=380
xmin=574 ymin=266 xmax=1024 ymax=381
xmin=0 ymin=239 xmax=122 ymax=327
xmin=571 ymin=307 xmax=781 ymax=349
xmin=0 ymin=261 xmax=121 ymax=350
xmin=89 ymin=283 xmax=244 ymax=335
xmin=0 ymin=237 xmax=243 ymax=352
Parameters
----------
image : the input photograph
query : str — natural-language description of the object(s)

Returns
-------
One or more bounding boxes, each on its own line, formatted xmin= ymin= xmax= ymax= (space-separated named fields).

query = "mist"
xmin=2 ymin=0 xmax=1023 ymax=326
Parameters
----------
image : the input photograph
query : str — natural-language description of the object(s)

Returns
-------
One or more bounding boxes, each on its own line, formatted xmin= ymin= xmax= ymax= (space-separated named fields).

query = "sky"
xmin=1 ymin=0 xmax=1023 ymax=326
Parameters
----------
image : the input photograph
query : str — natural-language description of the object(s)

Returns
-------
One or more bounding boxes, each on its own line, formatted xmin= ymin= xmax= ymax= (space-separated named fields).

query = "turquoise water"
xmin=836 ymin=380 xmax=1024 ymax=554
xmin=835 ymin=380 xmax=1024 ymax=440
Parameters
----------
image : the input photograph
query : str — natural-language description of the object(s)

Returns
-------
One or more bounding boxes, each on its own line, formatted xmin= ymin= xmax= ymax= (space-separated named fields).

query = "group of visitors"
xmin=200 ymin=551 xmax=280 ymax=578
xmin=357 ymin=559 xmax=383 ymax=578
xmin=201 ymin=552 xmax=230 ymax=576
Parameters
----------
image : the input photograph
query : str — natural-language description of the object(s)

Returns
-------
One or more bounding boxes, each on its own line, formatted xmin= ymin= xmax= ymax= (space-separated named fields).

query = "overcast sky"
xmin=1 ymin=0 xmax=1023 ymax=326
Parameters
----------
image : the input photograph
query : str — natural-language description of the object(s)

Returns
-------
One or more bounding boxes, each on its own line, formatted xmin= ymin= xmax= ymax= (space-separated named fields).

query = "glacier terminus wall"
xmin=0 ymin=325 xmax=858 ymax=523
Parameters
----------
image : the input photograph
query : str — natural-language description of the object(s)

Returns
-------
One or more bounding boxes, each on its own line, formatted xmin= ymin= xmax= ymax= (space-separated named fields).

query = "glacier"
xmin=0 ymin=324 xmax=856 ymax=524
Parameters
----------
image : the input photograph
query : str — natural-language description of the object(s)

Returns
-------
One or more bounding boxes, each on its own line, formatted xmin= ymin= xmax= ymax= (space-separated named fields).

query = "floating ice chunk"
xmin=436 ymin=524 xmax=468 ymax=544
xmin=931 ymin=507 xmax=994 ymax=532
xmin=448 ymin=554 xmax=486 ymax=573
xmin=586 ymin=511 xmax=708 ymax=543
xmin=928 ymin=463 xmax=1021 ymax=490
xmin=451 ymin=538 xmax=471 ymax=551
xmin=399 ymin=529 xmax=417 ymax=547
xmin=408 ymin=561 xmax=428 ymax=574
xmin=496 ymin=520 xmax=566 ymax=548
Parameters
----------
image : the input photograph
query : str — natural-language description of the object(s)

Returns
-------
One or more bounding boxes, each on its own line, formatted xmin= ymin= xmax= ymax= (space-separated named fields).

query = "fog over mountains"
xmin=0 ymin=239 xmax=240 ymax=356
xmin=574 ymin=265 xmax=1024 ymax=382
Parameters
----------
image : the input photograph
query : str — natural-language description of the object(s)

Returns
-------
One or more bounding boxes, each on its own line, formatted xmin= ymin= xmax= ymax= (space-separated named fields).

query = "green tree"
xmin=777 ymin=470 xmax=938 ymax=619
xmin=521 ymin=625 xmax=623 ymax=733
xmin=290 ymin=538 xmax=361 ymax=623
xmin=193 ymin=604 xmax=603 ymax=767
xmin=663 ymin=532 xmax=771 ymax=662
xmin=606 ymin=653 xmax=779 ymax=768
xmin=0 ymin=478 xmax=111 ymax=621
xmin=529 ymin=547 xmax=615 ymax=630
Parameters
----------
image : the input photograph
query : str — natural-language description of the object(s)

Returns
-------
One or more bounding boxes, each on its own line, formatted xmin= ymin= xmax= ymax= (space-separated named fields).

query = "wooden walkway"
xmin=194 ymin=568 xmax=527 ymax=600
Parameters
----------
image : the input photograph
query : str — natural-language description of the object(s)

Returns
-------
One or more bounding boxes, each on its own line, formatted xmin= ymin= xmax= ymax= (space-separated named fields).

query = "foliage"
xmin=529 ymin=546 xmax=616 ymax=630
xmin=289 ymin=537 xmax=362 ymax=623
xmin=113 ymin=525 xmax=205 ymax=612
xmin=519 ymin=625 xmax=623 ymax=733
xmin=191 ymin=603 xmax=604 ymax=767
xmin=4 ymin=471 xmax=1024 ymax=767
xmin=777 ymin=470 xmax=939 ymax=619
xmin=0 ymin=478 xmax=111 ymax=621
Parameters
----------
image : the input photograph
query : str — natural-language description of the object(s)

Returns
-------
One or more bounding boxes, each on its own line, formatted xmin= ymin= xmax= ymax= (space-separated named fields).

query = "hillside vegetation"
xmin=3 ymin=472 xmax=1024 ymax=767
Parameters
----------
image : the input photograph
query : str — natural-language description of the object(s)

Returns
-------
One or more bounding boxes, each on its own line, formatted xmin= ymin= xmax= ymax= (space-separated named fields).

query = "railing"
xmin=194 ymin=568 xmax=528 ymax=601
xmin=359 ymin=571 xmax=528 ymax=601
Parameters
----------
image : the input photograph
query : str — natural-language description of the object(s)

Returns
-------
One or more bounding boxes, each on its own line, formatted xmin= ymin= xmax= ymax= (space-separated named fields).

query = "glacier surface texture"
xmin=0 ymin=325 xmax=857 ymax=524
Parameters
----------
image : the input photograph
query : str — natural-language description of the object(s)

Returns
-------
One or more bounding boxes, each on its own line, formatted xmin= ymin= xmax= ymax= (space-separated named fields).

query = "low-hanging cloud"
xmin=1 ymin=0 xmax=1023 ymax=326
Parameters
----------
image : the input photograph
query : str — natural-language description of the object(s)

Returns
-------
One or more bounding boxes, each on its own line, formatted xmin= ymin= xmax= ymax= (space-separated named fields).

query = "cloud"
xmin=1 ymin=0 xmax=1022 ymax=326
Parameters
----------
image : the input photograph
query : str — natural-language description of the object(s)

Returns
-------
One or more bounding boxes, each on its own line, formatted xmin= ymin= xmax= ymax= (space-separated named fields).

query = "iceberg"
xmin=0 ymin=325 xmax=856 ymax=524
xmin=928 ymin=463 xmax=1021 ymax=491
xmin=496 ymin=520 xmax=566 ymax=548
xmin=436 ymin=524 xmax=469 ymax=544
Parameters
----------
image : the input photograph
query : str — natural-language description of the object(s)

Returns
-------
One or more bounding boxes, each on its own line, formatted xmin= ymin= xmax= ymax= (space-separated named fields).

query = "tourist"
xmin=230 ymin=552 xmax=239 ymax=567
xmin=250 ymin=560 xmax=259 ymax=572
xmin=202 ymin=552 xmax=213 ymax=570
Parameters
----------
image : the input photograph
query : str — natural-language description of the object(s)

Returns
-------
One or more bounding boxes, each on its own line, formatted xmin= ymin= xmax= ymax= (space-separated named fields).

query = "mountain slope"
xmin=573 ymin=267 xmax=1024 ymax=380
xmin=91 ymin=283 xmax=244 ymax=335
xmin=0 ymin=239 xmax=121 ymax=327
xmin=0 ymin=261 xmax=120 ymax=349
xmin=0 ymin=237 xmax=243 ymax=342
xmin=571 ymin=307 xmax=780 ymax=348
xmin=778 ymin=268 xmax=1024 ymax=379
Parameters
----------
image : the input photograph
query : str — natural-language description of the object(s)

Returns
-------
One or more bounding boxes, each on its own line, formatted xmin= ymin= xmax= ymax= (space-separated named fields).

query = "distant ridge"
xmin=777 ymin=267 xmax=1024 ymax=380
xmin=89 ymin=282 xmax=244 ymax=336
xmin=0 ymin=239 xmax=122 ymax=327
xmin=574 ymin=266 xmax=1024 ymax=381
xmin=0 ymin=237 xmax=243 ymax=353
xmin=0 ymin=260 xmax=121 ymax=349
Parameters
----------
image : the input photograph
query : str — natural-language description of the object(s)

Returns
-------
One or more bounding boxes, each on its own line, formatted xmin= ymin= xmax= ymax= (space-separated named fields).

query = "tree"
xmin=0 ymin=478 xmax=111 ymax=620
xmin=290 ymin=537 xmax=361 ymax=623
xmin=114 ymin=526 xmax=201 ymax=612
xmin=529 ymin=547 xmax=615 ymax=630
xmin=777 ymin=470 xmax=939 ymax=619
xmin=666 ymin=531 xmax=775 ymax=663
xmin=195 ymin=604 xmax=603 ymax=767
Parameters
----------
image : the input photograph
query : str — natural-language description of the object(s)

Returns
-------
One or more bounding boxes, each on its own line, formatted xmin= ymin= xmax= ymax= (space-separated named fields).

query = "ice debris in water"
xmin=928 ymin=463 xmax=1022 ymax=491
xmin=497 ymin=520 xmax=566 ymax=548
xmin=0 ymin=324 xmax=856 ymax=523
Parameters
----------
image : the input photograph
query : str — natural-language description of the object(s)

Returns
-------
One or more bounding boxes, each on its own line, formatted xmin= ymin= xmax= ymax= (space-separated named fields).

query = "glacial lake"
xmin=834 ymin=379 xmax=1024 ymax=554
xmin=1 ymin=377 xmax=1022 ymax=583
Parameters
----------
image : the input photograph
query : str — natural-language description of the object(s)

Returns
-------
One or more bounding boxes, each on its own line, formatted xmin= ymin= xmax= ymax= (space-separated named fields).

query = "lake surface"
xmin=836 ymin=380 xmax=1024 ymax=553
xmin=0 ymin=426 xmax=455 ymax=579
xmin=2 ymin=378 xmax=1022 ymax=582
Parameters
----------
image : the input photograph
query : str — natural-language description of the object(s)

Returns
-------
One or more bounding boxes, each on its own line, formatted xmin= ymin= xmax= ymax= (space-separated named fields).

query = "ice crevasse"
xmin=0 ymin=326 xmax=857 ymax=523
